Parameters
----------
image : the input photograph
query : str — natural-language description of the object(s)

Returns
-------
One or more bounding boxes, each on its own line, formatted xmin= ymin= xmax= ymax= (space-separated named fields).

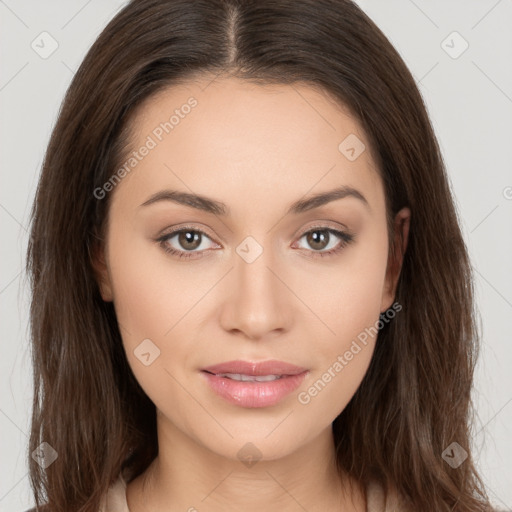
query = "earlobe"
xmin=381 ymin=207 xmax=411 ymax=312
xmin=89 ymin=239 xmax=114 ymax=302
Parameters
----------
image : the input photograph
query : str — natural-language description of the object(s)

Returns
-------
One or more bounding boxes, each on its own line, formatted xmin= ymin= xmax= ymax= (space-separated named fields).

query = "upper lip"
xmin=201 ymin=360 xmax=308 ymax=376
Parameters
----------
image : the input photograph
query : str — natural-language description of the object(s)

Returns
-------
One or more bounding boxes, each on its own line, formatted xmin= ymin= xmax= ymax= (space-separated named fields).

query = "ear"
xmin=89 ymin=237 xmax=114 ymax=302
xmin=380 ymin=207 xmax=411 ymax=312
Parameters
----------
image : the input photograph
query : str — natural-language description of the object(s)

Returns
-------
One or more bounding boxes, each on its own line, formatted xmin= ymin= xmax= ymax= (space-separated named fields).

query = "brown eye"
xmin=295 ymin=227 xmax=354 ymax=257
xmin=177 ymin=230 xmax=202 ymax=250
xmin=157 ymin=227 xmax=219 ymax=259
xmin=306 ymin=230 xmax=330 ymax=250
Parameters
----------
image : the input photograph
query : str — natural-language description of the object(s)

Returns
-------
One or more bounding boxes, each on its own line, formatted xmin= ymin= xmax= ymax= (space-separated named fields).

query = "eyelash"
xmin=156 ymin=225 xmax=355 ymax=260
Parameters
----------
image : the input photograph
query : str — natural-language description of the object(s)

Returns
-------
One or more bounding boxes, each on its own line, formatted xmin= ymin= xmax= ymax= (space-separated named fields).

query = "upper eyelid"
xmin=159 ymin=226 xmax=219 ymax=249
xmin=160 ymin=224 xmax=216 ymax=239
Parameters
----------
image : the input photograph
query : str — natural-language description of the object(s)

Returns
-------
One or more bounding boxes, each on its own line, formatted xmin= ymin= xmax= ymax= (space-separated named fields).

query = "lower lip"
xmin=201 ymin=371 xmax=308 ymax=408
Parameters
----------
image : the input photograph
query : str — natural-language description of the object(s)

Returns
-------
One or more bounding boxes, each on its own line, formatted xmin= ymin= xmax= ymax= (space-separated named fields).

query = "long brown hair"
xmin=26 ymin=0 xmax=493 ymax=510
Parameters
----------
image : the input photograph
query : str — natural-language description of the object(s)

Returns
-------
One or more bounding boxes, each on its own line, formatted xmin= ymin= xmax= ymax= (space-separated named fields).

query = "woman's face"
xmin=96 ymin=76 xmax=408 ymax=462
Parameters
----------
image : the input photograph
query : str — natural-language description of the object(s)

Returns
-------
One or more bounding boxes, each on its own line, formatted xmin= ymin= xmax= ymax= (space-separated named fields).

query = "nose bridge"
xmin=219 ymin=234 xmax=291 ymax=339
xmin=237 ymin=246 xmax=275 ymax=301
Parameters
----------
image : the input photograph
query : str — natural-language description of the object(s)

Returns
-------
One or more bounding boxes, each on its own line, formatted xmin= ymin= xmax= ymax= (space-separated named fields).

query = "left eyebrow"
xmin=287 ymin=185 xmax=370 ymax=214
xmin=139 ymin=185 xmax=370 ymax=215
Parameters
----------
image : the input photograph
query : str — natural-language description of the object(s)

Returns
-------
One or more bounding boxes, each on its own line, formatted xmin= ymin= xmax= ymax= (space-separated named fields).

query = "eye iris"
xmin=178 ymin=230 xmax=201 ymax=250
xmin=307 ymin=230 xmax=329 ymax=250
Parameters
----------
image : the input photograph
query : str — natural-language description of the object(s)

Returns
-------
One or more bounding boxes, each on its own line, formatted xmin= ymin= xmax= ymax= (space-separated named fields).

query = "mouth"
xmin=201 ymin=359 xmax=308 ymax=377
xmin=200 ymin=360 xmax=309 ymax=408
xmin=202 ymin=372 xmax=287 ymax=382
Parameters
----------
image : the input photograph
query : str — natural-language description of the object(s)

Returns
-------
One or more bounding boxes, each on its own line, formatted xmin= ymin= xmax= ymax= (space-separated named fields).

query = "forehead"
xmin=113 ymin=76 xmax=384 ymax=216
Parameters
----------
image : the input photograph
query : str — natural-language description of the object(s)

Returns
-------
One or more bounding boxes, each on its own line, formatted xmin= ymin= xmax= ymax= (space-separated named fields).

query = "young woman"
xmin=25 ymin=0 xmax=495 ymax=510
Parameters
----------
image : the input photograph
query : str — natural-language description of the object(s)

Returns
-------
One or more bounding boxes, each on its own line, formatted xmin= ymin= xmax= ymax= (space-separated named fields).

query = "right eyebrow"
xmin=139 ymin=190 xmax=228 ymax=215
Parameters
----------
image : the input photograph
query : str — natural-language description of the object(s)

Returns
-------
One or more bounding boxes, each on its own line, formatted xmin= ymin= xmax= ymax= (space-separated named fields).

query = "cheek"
xmin=295 ymin=225 xmax=389 ymax=350
xmin=293 ymin=229 xmax=388 ymax=416
xmin=107 ymin=227 xmax=206 ymax=340
xmin=105 ymin=229 xmax=178 ymax=373
xmin=108 ymin=244 xmax=166 ymax=341
xmin=106 ymin=226 xmax=215 ymax=398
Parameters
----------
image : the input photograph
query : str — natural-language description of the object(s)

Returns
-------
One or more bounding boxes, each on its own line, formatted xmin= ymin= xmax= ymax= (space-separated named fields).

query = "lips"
xmin=201 ymin=359 xmax=308 ymax=377
xmin=200 ymin=360 xmax=309 ymax=408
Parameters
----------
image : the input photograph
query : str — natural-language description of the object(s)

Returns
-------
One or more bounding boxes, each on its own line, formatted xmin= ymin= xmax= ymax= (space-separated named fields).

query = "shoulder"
xmin=23 ymin=474 xmax=128 ymax=512
xmin=365 ymin=480 xmax=409 ymax=512
xmin=365 ymin=481 xmax=506 ymax=512
xmin=98 ymin=473 xmax=129 ymax=512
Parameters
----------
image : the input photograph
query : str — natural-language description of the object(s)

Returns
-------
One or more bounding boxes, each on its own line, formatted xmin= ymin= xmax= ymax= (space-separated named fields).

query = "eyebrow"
xmin=139 ymin=185 xmax=369 ymax=215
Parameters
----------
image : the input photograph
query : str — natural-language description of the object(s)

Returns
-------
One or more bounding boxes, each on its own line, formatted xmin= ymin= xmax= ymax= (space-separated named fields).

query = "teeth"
xmin=216 ymin=373 xmax=283 ymax=382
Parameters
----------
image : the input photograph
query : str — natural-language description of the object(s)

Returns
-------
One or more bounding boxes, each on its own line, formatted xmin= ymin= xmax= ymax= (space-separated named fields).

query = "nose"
xmin=218 ymin=243 xmax=293 ymax=341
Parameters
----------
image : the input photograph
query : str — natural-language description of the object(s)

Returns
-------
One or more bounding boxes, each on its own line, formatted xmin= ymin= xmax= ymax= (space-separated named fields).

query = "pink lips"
xmin=201 ymin=360 xmax=309 ymax=408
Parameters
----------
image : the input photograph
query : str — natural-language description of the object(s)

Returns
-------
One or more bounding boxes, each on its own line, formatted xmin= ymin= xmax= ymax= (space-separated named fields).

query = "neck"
xmin=126 ymin=415 xmax=366 ymax=512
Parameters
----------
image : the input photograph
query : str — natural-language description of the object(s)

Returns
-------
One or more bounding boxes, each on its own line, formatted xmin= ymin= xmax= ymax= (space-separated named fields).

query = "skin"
xmin=94 ymin=76 xmax=410 ymax=512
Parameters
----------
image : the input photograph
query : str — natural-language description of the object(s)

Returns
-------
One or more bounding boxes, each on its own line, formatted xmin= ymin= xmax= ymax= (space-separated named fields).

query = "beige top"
xmin=99 ymin=473 xmax=407 ymax=511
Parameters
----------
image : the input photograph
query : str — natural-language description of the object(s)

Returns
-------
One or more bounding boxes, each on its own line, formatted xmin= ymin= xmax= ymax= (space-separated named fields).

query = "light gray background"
xmin=1 ymin=0 xmax=511 ymax=510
